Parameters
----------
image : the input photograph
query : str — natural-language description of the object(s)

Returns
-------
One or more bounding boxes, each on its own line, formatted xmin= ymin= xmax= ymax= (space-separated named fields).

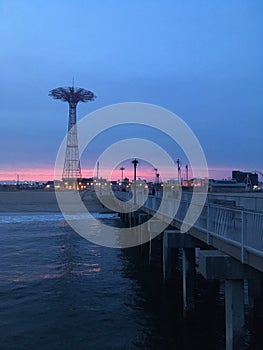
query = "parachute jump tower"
xmin=49 ymin=85 xmax=96 ymax=188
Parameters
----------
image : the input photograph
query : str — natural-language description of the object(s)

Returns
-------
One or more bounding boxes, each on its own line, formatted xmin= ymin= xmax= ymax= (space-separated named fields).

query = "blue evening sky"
xmin=0 ymin=0 xmax=262 ymax=180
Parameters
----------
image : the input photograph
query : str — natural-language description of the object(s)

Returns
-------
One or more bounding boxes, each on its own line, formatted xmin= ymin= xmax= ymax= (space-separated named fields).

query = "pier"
xmin=116 ymin=191 xmax=263 ymax=350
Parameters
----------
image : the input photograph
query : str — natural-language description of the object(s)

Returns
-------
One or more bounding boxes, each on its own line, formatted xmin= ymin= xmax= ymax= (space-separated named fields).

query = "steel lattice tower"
xmin=49 ymin=85 xmax=96 ymax=184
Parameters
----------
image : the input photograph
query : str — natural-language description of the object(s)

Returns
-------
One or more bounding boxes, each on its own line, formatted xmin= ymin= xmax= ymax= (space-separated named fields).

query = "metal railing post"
xmin=241 ymin=211 xmax=248 ymax=264
xmin=207 ymin=205 xmax=212 ymax=245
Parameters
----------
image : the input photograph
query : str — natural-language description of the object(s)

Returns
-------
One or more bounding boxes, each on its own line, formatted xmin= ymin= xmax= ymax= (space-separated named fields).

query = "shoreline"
xmin=0 ymin=190 xmax=111 ymax=213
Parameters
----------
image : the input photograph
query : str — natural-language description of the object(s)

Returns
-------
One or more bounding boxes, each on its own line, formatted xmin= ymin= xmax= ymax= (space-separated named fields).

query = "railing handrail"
xmin=115 ymin=191 xmax=263 ymax=264
xmin=115 ymin=191 xmax=263 ymax=218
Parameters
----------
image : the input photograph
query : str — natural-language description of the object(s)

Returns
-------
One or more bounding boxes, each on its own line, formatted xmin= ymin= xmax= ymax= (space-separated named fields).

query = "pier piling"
xmin=225 ymin=279 xmax=245 ymax=350
xmin=182 ymin=248 xmax=196 ymax=314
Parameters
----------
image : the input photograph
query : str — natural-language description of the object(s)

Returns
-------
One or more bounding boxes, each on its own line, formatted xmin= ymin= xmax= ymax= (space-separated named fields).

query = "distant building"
xmin=232 ymin=171 xmax=258 ymax=188
xmin=209 ymin=179 xmax=246 ymax=193
xmin=80 ymin=178 xmax=94 ymax=190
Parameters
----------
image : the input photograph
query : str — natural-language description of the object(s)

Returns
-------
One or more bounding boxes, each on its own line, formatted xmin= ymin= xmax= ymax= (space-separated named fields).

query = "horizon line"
xmin=0 ymin=166 xmax=257 ymax=182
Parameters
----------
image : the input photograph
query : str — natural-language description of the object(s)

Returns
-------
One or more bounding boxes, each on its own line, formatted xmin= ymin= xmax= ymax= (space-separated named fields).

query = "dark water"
xmin=0 ymin=213 xmax=261 ymax=349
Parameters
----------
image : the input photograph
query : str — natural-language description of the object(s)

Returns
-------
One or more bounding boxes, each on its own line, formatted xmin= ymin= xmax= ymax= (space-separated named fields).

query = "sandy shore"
xmin=0 ymin=190 xmax=112 ymax=213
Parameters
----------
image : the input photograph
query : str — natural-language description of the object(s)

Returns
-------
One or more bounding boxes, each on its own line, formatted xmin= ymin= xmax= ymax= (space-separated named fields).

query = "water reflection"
xmin=0 ymin=213 xmax=262 ymax=349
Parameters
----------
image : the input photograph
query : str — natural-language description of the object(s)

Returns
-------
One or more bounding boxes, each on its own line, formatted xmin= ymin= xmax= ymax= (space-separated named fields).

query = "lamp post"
xmin=132 ymin=159 xmax=139 ymax=205
xmin=154 ymin=168 xmax=158 ymax=182
xmin=176 ymin=158 xmax=181 ymax=184
xmin=156 ymin=173 xmax=160 ymax=184
xmin=120 ymin=166 xmax=125 ymax=191
xmin=120 ymin=167 xmax=125 ymax=182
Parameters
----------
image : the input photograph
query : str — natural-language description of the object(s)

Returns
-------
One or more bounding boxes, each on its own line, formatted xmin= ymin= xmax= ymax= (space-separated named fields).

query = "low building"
xmin=208 ymin=179 xmax=246 ymax=193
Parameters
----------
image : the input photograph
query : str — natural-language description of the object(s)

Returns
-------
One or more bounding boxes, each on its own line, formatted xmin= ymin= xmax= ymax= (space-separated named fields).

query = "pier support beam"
xmin=163 ymin=230 xmax=207 ymax=282
xmin=182 ymin=248 xmax=196 ymax=314
xmin=128 ymin=212 xmax=132 ymax=227
xmin=131 ymin=211 xmax=141 ymax=226
xmin=248 ymin=279 xmax=263 ymax=310
xmin=199 ymin=250 xmax=262 ymax=350
xmin=138 ymin=213 xmax=148 ymax=225
xmin=162 ymin=230 xmax=209 ymax=315
xmin=225 ymin=279 xmax=244 ymax=350
xmin=163 ymin=230 xmax=172 ymax=280
xmin=138 ymin=213 xmax=149 ymax=249
xmin=148 ymin=219 xmax=165 ymax=264
xmin=122 ymin=211 xmax=127 ymax=222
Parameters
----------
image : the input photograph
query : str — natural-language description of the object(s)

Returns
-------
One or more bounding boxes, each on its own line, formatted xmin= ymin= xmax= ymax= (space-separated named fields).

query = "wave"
xmin=0 ymin=212 xmax=119 ymax=224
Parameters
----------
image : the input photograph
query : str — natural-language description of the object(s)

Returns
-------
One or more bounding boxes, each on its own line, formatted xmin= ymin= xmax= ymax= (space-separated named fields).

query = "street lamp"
xmin=153 ymin=168 xmax=159 ymax=196
xmin=132 ymin=159 xmax=139 ymax=205
xmin=120 ymin=167 xmax=125 ymax=182
xmin=154 ymin=168 xmax=158 ymax=183
xmin=176 ymin=158 xmax=181 ymax=184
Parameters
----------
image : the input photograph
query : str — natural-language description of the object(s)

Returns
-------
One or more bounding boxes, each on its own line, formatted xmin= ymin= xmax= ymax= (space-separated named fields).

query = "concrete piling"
xmin=225 ymin=279 xmax=245 ymax=349
xmin=182 ymin=248 xmax=196 ymax=314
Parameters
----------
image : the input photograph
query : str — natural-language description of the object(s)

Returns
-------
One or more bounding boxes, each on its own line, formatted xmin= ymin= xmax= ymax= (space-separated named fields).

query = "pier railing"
xmin=173 ymin=191 xmax=263 ymax=213
xmin=115 ymin=191 xmax=263 ymax=270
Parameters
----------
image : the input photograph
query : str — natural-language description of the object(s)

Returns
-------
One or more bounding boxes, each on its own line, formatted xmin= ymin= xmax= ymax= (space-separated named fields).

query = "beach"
xmin=0 ymin=190 xmax=112 ymax=213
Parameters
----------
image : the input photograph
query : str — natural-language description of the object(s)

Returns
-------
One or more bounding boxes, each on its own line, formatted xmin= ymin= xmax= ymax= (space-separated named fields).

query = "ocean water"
xmin=0 ymin=213 xmax=261 ymax=349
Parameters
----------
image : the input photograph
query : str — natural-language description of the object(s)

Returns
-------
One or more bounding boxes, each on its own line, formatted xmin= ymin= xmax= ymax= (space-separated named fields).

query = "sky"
xmin=0 ymin=0 xmax=262 ymax=182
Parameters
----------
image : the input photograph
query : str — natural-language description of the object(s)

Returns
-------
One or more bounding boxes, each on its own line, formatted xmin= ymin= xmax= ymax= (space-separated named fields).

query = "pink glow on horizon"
xmin=0 ymin=168 xmax=56 ymax=182
xmin=0 ymin=165 xmax=235 ymax=182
